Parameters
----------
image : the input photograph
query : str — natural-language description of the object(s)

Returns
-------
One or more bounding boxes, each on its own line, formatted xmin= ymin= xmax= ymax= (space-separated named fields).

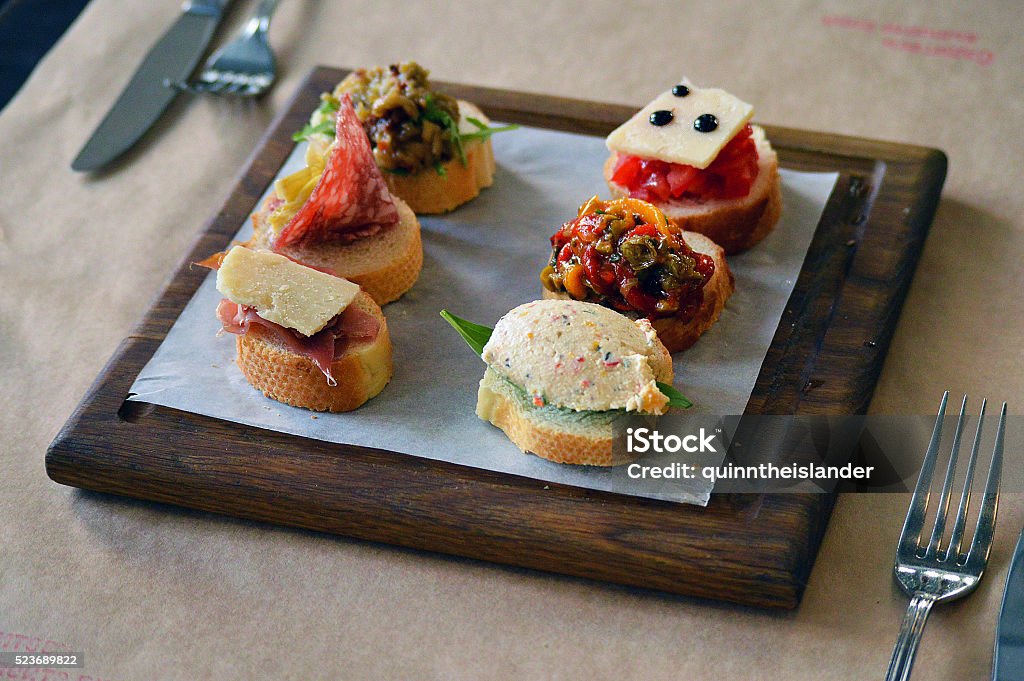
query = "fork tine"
xmin=965 ymin=402 xmax=1005 ymax=569
xmin=199 ymin=79 xmax=227 ymax=94
xmin=944 ymin=398 xmax=986 ymax=562
xmin=897 ymin=391 xmax=948 ymax=555
xmin=925 ymin=395 xmax=968 ymax=557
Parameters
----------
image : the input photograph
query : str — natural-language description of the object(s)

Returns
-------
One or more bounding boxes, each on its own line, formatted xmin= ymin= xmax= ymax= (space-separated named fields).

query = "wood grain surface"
xmin=46 ymin=67 xmax=946 ymax=609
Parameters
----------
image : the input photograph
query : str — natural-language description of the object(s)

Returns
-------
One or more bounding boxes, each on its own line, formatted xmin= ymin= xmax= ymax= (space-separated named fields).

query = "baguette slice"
xmin=382 ymin=100 xmax=496 ymax=214
xmin=384 ymin=140 xmax=494 ymax=214
xmin=252 ymin=195 xmax=422 ymax=306
xmin=605 ymin=125 xmax=781 ymax=254
xmin=235 ymin=290 xmax=392 ymax=412
xmin=476 ymin=368 xmax=651 ymax=467
xmin=543 ymin=230 xmax=734 ymax=353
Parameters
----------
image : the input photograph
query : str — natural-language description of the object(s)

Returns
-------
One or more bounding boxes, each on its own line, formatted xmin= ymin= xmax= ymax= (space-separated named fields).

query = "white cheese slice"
xmin=605 ymin=86 xmax=754 ymax=169
xmin=215 ymin=246 xmax=360 ymax=337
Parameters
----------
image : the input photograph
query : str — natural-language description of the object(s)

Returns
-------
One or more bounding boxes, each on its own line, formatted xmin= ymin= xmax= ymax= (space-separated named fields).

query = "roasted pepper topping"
xmin=541 ymin=197 xmax=714 ymax=320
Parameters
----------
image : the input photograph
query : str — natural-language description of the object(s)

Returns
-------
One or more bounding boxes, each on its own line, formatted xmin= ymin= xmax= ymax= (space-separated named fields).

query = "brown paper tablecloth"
xmin=2 ymin=1 xmax=1022 ymax=679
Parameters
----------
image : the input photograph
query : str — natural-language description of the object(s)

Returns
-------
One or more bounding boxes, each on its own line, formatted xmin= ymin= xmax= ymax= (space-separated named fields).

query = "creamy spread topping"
xmin=481 ymin=299 xmax=671 ymax=414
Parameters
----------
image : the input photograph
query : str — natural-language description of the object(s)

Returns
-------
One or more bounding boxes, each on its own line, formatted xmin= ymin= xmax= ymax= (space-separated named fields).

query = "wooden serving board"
xmin=47 ymin=67 xmax=946 ymax=609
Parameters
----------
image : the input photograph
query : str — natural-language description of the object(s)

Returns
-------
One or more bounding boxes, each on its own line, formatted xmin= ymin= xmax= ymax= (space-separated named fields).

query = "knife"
xmin=71 ymin=0 xmax=229 ymax=172
xmin=994 ymin=528 xmax=1024 ymax=681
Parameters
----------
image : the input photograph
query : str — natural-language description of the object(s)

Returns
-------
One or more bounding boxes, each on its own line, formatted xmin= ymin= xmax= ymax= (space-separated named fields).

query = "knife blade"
xmin=71 ymin=0 xmax=228 ymax=172
xmin=994 ymin=528 xmax=1024 ymax=681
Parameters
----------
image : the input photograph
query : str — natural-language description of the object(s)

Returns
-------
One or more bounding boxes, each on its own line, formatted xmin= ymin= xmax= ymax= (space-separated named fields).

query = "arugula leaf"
xmin=459 ymin=121 xmax=520 ymax=144
xmin=440 ymin=309 xmax=696 ymax=409
xmin=423 ymin=96 xmax=518 ymax=166
xmin=292 ymin=120 xmax=335 ymax=142
xmin=423 ymin=94 xmax=466 ymax=164
xmin=440 ymin=310 xmax=493 ymax=356
xmin=292 ymin=96 xmax=340 ymax=141
xmin=656 ymin=382 xmax=694 ymax=409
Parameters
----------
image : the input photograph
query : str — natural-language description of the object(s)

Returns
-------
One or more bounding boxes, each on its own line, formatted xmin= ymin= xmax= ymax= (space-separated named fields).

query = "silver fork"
xmin=172 ymin=0 xmax=280 ymax=96
xmin=886 ymin=391 xmax=1006 ymax=681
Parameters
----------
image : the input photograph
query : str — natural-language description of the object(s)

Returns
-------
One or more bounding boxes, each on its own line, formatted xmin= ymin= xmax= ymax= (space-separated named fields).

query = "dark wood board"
xmin=46 ymin=67 xmax=946 ymax=609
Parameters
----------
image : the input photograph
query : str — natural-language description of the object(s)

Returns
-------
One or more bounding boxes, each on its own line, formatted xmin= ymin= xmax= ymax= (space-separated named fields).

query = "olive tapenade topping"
xmin=292 ymin=61 xmax=518 ymax=177
xmin=335 ymin=62 xmax=461 ymax=175
xmin=540 ymin=197 xmax=715 ymax=320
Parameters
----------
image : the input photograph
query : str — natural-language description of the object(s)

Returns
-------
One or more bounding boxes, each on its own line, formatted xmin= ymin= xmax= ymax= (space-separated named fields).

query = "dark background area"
xmin=0 ymin=0 xmax=91 ymax=111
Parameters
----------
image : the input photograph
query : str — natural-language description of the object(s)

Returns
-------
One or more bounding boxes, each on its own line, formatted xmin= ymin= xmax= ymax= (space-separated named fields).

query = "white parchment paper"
xmin=128 ymin=125 xmax=837 ymax=505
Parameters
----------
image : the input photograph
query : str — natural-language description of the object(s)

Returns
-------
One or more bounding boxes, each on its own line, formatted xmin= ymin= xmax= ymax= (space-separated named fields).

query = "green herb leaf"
xmin=292 ymin=120 xmax=335 ymax=142
xmin=423 ymin=96 xmax=518 ymax=166
xmin=292 ymin=95 xmax=341 ymax=142
xmin=440 ymin=310 xmax=493 ymax=356
xmin=433 ymin=160 xmax=447 ymax=177
xmin=315 ymin=96 xmax=340 ymax=116
xmin=459 ymin=122 xmax=520 ymax=144
xmin=423 ymin=94 xmax=466 ymax=164
xmin=383 ymin=167 xmax=412 ymax=176
xmin=656 ymin=382 xmax=694 ymax=409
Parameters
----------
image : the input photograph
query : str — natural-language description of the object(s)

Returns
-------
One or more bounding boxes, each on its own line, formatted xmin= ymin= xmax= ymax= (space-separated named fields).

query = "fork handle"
xmin=885 ymin=593 xmax=936 ymax=681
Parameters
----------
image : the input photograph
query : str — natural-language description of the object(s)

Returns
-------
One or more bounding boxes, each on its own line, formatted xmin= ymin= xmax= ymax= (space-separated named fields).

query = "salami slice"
xmin=275 ymin=94 xmax=399 ymax=248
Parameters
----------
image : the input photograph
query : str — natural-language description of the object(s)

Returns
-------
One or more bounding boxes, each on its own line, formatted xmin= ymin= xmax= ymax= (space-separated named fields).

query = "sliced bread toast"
xmin=234 ymin=290 xmax=392 ymax=412
xmin=382 ymin=100 xmax=496 ymax=214
xmin=252 ymin=195 xmax=422 ymax=306
xmin=476 ymin=368 xmax=654 ymax=467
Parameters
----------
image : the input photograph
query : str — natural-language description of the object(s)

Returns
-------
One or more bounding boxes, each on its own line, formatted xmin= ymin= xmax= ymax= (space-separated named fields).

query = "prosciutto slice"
xmin=275 ymin=94 xmax=399 ymax=248
xmin=217 ymin=299 xmax=380 ymax=383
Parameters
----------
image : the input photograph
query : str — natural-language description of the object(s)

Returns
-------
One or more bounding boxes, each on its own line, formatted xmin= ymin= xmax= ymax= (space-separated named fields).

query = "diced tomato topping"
xmin=611 ymin=124 xmax=759 ymax=202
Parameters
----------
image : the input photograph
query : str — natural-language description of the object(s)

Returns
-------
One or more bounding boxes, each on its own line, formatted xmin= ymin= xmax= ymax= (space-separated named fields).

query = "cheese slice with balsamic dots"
xmin=606 ymin=84 xmax=754 ymax=169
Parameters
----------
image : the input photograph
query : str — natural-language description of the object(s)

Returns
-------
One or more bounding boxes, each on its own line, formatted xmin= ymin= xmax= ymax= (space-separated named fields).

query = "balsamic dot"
xmin=694 ymin=113 xmax=718 ymax=133
xmin=649 ymin=109 xmax=674 ymax=126
xmin=671 ymin=84 xmax=690 ymax=97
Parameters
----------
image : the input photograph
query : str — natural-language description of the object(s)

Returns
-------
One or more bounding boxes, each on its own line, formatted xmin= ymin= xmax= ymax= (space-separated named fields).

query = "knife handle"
xmin=183 ymin=0 xmax=228 ymax=17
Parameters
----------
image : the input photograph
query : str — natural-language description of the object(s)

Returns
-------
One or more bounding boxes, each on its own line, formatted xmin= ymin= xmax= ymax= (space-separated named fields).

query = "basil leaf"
xmin=656 ymin=382 xmax=694 ymax=409
xmin=440 ymin=310 xmax=493 ymax=356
